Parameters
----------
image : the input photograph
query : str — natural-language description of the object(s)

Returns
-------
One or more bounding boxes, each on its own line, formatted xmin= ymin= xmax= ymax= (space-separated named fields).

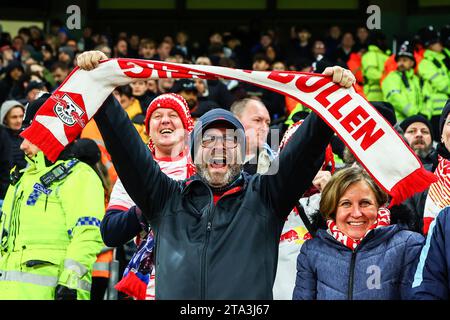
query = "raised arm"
xmin=262 ymin=67 xmax=354 ymax=219
xmin=76 ymin=50 xmax=180 ymax=220
xmin=262 ymin=112 xmax=333 ymax=217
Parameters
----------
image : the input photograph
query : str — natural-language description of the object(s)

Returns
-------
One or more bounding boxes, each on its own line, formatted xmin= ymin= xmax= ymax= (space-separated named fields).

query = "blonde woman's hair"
xmin=319 ymin=166 xmax=388 ymax=220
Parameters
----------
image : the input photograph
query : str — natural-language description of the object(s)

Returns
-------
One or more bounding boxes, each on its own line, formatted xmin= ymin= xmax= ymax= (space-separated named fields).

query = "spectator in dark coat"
xmin=242 ymin=53 xmax=286 ymax=120
xmin=171 ymin=78 xmax=220 ymax=119
xmin=288 ymin=25 xmax=313 ymax=62
xmin=0 ymin=100 xmax=26 ymax=170
xmin=324 ymin=25 xmax=342 ymax=59
xmin=293 ymin=166 xmax=424 ymax=300
xmin=412 ymin=206 xmax=450 ymax=299
xmin=400 ymin=115 xmax=437 ymax=170
xmin=334 ymin=32 xmax=355 ymax=65
xmin=194 ymin=78 xmax=235 ymax=110
xmin=195 ymin=56 xmax=237 ymax=109
xmin=0 ymin=60 xmax=24 ymax=105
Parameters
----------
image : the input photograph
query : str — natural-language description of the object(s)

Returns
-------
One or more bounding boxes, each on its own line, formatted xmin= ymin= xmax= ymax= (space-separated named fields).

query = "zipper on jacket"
xmin=200 ymin=188 xmax=214 ymax=300
xmin=11 ymin=191 xmax=24 ymax=251
xmin=44 ymin=194 xmax=48 ymax=212
xmin=199 ymin=184 xmax=243 ymax=299
xmin=347 ymin=251 xmax=357 ymax=300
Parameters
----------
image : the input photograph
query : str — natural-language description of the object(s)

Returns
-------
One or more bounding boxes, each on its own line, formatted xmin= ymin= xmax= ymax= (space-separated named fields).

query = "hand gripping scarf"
xmin=21 ymin=58 xmax=437 ymax=205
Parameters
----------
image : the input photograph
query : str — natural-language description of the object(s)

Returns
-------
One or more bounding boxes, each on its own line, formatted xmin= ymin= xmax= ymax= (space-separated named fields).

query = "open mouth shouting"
xmin=209 ymin=156 xmax=227 ymax=169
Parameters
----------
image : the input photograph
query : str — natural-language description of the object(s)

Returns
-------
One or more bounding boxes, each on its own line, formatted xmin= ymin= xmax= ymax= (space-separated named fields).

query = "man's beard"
xmin=412 ymin=140 xmax=432 ymax=158
xmin=196 ymin=163 xmax=242 ymax=188
xmin=416 ymin=147 xmax=432 ymax=159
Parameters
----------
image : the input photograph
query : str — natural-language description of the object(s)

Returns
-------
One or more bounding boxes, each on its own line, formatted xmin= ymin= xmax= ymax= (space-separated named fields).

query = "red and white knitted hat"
xmin=144 ymin=93 xmax=194 ymax=153
xmin=144 ymin=93 xmax=194 ymax=134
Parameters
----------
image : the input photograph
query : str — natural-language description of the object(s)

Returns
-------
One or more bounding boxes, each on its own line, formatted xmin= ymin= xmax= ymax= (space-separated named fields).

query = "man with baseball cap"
xmin=78 ymin=49 xmax=355 ymax=299
xmin=382 ymin=41 xmax=424 ymax=122
xmin=400 ymin=114 xmax=436 ymax=169
xmin=171 ymin=78 xmax=220 ymax=118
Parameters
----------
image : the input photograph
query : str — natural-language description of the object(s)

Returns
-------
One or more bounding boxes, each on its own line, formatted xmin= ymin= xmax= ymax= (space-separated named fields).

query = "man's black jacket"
xmin=94 ymin=95 xmax=333 ymax=299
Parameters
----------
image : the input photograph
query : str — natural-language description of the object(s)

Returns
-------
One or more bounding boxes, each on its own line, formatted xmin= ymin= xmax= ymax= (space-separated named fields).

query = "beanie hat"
xmin=58 ymin=46 xmax=75 ymax=60
xmin=69 ymin=138 xmax=101 ymax=168
xmin=370 ymin=101 xmax=397 ymax=126
xmin=22 ymin=92 xmax=51 ymax=128
xmin=171 ymin=79 xmax=198 ymax=94
xmin=25 ymin=81 xmax=46 ymax=96
xmin=190 ymin=108 xmax=246 ymax=159
xmin=0 ymin=100 xmax=25 ymax=126
xmin=439 ymin=99 xmax=450 ymax=137
xmin=400 ymin=114 xmax=433 ymax=134
xmin=144 ymin=93 xmax=194 ymax=154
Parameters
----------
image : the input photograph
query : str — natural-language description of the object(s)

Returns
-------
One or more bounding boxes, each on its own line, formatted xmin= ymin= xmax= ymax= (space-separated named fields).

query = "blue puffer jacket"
xmin=412 ymin=207 xmax=450 ymax=299
xmin=293 ymin=224 xmax=424 ymax=300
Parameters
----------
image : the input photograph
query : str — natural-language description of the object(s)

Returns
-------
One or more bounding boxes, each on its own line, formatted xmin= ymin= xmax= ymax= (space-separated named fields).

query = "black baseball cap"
xmin=171 ymin=79 xmax=198 ymax=94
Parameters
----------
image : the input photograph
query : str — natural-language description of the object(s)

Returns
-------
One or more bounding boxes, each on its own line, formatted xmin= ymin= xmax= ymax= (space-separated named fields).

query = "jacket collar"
xmin=183 ymin=171 xmax=250 ymax=196
xmin=368 ymin=45 xmax=384 ymax=54
xmin=424 ymin=49 xmax=445 ymax=60
xmin=402 ymin=68 xmax=415 ymax=77
xmin=24 ymin=151 xmax=56 ymax=173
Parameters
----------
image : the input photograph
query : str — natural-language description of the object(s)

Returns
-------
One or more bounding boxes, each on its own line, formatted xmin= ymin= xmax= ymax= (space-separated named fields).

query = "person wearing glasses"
xmin=76 ymin=50 xmax=355 ymax=299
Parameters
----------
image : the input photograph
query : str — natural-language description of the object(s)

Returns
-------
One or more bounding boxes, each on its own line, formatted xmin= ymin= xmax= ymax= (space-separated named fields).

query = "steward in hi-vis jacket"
xmin=0 ymin=94 xmax=104 ymax=300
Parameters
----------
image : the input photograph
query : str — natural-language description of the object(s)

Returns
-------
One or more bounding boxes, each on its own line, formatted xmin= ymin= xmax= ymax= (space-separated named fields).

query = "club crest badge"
xmin=52 ymin=93 xmax=86 ymax=127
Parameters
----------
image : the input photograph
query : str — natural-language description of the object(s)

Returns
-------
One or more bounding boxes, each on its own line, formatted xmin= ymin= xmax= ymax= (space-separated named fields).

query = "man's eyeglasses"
xmin=201 ymin=135 xmax=238 ymax=148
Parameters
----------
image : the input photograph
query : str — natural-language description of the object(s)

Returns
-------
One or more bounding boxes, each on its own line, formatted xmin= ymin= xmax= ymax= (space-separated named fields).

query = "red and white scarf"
xmin=327 ymin=207 xmax=391 ymax=250
xmin=21 ymin=58 xmax=437 ymax=205
xmin=423 ymin=155 xmax=450 ymax=234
